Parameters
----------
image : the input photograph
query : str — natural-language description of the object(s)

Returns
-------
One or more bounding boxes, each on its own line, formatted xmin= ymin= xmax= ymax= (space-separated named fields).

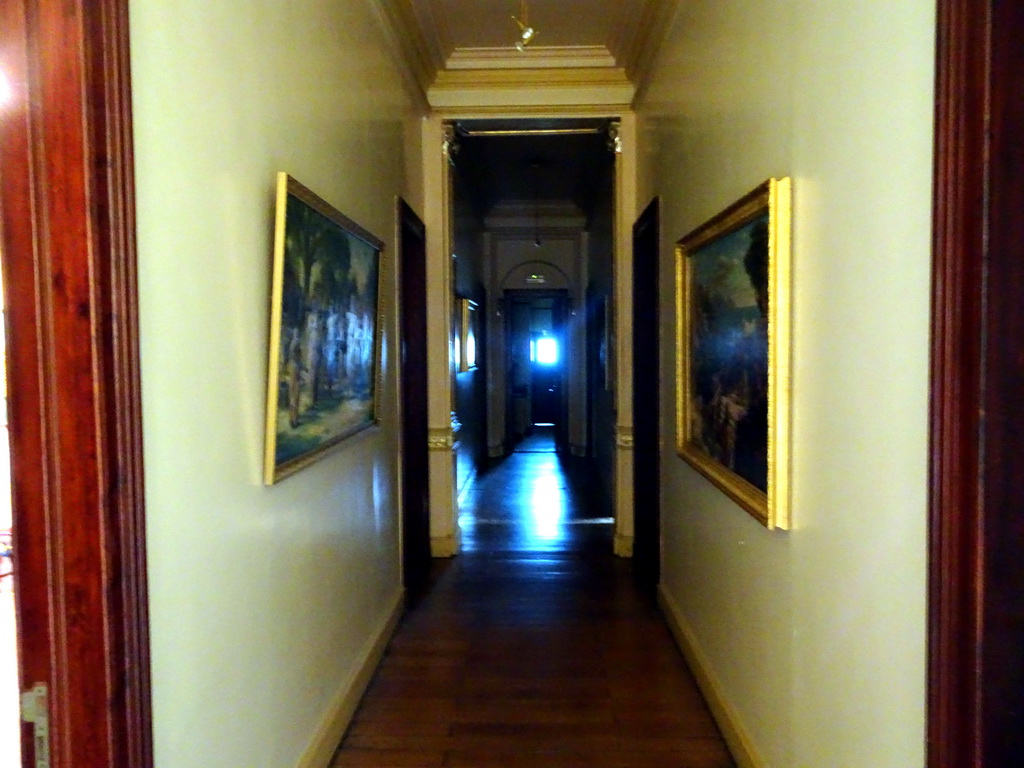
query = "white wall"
xmin=638 ymin=2 xmax=934 ymax=766
xmin=130 ymin=1 xmax=419 ymax=765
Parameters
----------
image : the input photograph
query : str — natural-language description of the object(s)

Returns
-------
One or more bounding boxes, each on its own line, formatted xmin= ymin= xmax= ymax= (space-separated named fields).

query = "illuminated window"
xmin=535 ymin=337 xmax=557 ymax=365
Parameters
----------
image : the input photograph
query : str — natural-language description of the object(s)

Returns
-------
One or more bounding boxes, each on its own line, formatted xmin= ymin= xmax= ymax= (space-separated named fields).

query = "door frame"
xmin=503 ymin=288 xmax=570 ymax=452
xmin=397 ymin=199 xmax=431 ymax=595
xmin=0 ymin=1 xmax=151 ymax=766
xmin=928 ymin=0 xmax=1024 ymax=765
xmin=631 ymin=198 xmax=660 ymax=590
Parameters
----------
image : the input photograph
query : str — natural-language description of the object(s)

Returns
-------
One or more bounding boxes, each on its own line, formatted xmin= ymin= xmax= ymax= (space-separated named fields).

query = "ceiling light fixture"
xmin=511 ymin=0 xmax=537 ymax=52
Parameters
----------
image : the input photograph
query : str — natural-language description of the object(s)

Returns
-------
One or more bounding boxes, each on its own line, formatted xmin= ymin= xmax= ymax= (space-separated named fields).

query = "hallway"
xmin=332 ymin=450 xmax=735 ymax=767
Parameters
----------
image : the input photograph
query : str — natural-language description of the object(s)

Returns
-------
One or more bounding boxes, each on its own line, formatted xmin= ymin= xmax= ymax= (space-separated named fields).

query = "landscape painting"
xmin=263 ymin=173 xmax=384 ymax=484
xmin=676 ymin=178 xmax=792 ymax=529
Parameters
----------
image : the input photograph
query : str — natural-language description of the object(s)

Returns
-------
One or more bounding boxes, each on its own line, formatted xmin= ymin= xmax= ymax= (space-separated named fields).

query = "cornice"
xmin=372 ymin=0 xmax=675 ymax=111
xmin=606 ymin=0 xmax=648 ymax=66
xmin=616 ymin=0 xmax=680 ymax=100
xmin=408 ymin=0 xmax=453 ymax=69
xmin=429 ymin=67 xmax=635 ymax=110
xmin=372 ymin=0 xmax=438 ymax=104
xmin=446 ymin=45 xmax=617 ymax=71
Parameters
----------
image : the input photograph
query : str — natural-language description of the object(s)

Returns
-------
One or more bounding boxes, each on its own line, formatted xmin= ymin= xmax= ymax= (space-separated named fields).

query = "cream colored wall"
xmin=129 ymin=1 xmax=419 ymax=765
xmin=638 ymin=2 xmax=934 ymax=766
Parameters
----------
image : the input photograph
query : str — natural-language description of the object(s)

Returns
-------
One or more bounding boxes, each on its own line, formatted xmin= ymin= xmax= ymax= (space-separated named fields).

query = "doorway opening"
xmin=506 ymin=290 xmax=568 ymax=454
xmin=447 ymin=117 xmax=619 ymax=547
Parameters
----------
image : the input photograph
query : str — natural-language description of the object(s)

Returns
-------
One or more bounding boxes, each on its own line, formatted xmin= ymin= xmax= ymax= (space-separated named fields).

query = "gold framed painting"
xmin=458 ymin=298 xmax=479 ymax=373
xmin=263 ymin=172 xmax=384 ymax=484
xmin=675 ymin=177 xmax=792 ymax=529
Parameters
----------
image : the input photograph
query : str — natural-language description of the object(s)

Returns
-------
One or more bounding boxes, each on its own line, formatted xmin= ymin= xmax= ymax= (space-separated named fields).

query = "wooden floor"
xmin=332 ymin=444 xmax=735 ymax=768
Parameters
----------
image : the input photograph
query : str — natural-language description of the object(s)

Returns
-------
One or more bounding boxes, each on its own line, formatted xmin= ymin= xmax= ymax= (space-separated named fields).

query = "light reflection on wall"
xmin=0 ymin=70 xmax=13 ymax=109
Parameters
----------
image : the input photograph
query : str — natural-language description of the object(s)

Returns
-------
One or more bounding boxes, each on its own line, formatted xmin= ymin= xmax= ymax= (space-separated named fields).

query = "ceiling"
xmin=389 ymin=1 xmax=665 ymax=219
xmin=404 ymin=0 xmax=658 ymax=74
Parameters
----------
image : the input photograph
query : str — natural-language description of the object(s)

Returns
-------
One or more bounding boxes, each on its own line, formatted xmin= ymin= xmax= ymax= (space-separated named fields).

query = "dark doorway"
xmin=397 ymin=200 xmax=431 ymax=595
xmin=504 ymin=290 xmax=569 ymax=454
xmin=632 ymin=199 xmax=660 ymax=590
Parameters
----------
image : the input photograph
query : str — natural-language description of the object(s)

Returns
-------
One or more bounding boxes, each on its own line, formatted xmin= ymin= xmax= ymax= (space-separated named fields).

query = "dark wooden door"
xmin=0 ymin=1 xmax=152 ymax=766
xmin=632 ymin=199 xmax=660 ymax=590
xmin=398 ymin=200 xmax=431 ymax=594
xmin=929 ymin=2 xmax=1024 ymax=765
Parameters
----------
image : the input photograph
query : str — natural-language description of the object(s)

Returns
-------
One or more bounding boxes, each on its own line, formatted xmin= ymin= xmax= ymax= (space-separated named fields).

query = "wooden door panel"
xmin=632 ymin=199 xmax=660 ymax=590
xmin=399 ymin=201 xmax=431 ymax=589
xmin=929 ymin=1 xmax=1024 ymax=765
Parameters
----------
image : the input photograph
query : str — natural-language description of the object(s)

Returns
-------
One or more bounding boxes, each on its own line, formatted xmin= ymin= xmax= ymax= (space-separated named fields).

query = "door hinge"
xmin=21 ymin=683 xmax=50 ymax=768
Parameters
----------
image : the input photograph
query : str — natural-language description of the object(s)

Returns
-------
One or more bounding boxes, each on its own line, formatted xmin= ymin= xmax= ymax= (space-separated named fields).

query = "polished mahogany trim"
xmin=0 ymin=0 xmax=152 ymax=766
xmin=927 ymin=2 xmax=988 ymax=767
xmin=929 ymin=0 xmax=1024 ymax=764
xmin=928 ymin=1 xmax=988 ymax=765
xmin=978 ymin=3 xmax=1024 ymax=761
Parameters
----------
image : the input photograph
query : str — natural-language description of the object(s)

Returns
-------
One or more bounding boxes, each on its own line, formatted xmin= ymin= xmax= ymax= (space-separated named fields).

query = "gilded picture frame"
xmin=675 ymin=177 xmax=792 ymax=529
xmin=459 ymin=298 xmax=479 ymax=372
xmin=263 ymin=172 xmax=384 ymax=484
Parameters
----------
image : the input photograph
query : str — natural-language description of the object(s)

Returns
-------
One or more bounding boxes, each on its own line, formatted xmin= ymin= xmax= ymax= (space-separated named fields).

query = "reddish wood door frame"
xmin=0 ymin=1 xmax=151 ymax=766
xmin=929 ymin=1 xmax=1024 ymax=765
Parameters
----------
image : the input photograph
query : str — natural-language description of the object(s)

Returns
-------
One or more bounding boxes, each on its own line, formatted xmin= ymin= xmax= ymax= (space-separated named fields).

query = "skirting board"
xmin=657 ymin=585 xmax=765 ymax=768
xmin=295 ymin=589 xmax=405 ymax=768
xmin=431 ymin=532 xmax=459 ymax=558
xmin=613 ymin=533 xmax=633 ymax=558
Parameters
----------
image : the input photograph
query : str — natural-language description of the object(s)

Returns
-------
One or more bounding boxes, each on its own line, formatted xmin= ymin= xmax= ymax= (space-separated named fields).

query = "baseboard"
xmin=295 ymin=588 xmax=405 ymax=768
xmin=657 ymin=585 xmax=766 ymax=768
xmin=431 ymin=533 xmax=459 ymax=557
xmin=613 ymin=533 xmax=634 ymax=557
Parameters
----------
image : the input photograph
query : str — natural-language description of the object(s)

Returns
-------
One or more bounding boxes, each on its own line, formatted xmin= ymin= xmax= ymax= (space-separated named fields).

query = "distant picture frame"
xmin=459 ymin=298 xmax=479 ymax=372
xmin=675 ymin=177 xmax=792 ymax=529
xmin=263 ymin=172 xmax=384 ymax=484
xmin=603 ymin=294 xmax=614 ymax=391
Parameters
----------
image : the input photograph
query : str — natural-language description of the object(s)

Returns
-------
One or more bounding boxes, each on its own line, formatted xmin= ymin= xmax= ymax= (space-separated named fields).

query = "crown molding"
xmin=447 ymin=45 xmax=617 ymax=71
xmin=408 ymin=0 xmax=454 ymax=69
xmin=606 ymin=0 xmax=648 ymax=65
xmin=433 ymin=104 xmax=628 ymax=120
xmin=614 ymin=0 xmax=680 ymax=99
xmin=429 ymin=67 xmax=635 ymax=110
xmin=372 ymin=0 xmax=439 ymax=104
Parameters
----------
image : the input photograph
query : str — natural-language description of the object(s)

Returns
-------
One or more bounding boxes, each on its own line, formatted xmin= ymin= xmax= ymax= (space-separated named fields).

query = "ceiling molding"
xmin=372 ymin=0 xmax=439 ymax=100
xmin=606 ymin=0 xmax=648 ymax=65
xmin=433 ymin=104 xmax=629 ymax=120
xmin=408 ymin=0 xmax=454 ymax=69
xmin=429 ymin=67 xmax=635 ymax=110
xmin=446 ymin=46 xmax=617 ymax=71
xmin=614 ymin=0 xmax=680 ymax=96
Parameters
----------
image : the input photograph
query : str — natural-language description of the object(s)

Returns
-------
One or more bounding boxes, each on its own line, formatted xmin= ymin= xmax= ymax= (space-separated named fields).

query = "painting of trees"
xmin=264 ymin=174 xmax=383 ymax=483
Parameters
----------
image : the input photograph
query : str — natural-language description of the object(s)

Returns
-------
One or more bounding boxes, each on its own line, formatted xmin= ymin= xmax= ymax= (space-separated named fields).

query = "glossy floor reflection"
xmin=460 ymin=451 xmax=613 ymax=554
xmin=333 ymin=449 xmax=735 ymax=768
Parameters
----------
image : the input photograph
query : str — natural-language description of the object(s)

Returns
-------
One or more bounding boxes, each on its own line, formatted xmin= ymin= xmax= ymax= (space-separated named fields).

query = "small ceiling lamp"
xmin=512 ymin=0 xmax=537 ymax=51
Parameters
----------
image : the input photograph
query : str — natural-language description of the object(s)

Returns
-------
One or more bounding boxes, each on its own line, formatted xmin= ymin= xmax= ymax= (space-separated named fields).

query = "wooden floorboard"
xmin=332 ymin=449 xmax=735 ymax=768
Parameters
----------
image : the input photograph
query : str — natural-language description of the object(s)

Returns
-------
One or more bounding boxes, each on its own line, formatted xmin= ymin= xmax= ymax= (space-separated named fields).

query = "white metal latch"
xmin=20 ymin=683 xmax=50 ymax=768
